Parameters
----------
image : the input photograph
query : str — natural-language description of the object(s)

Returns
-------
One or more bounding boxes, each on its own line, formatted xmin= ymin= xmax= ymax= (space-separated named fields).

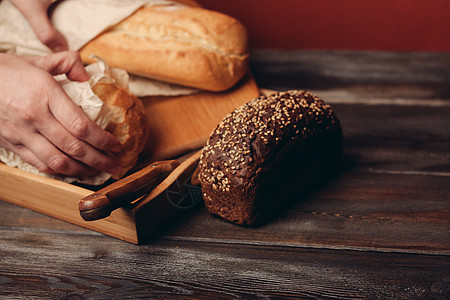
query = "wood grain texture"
xmin=250 ymin=50 xmax=450 ymax=90
xmin=0 ymin=162 xmax=141 ymax=243
xmin=336 ymin=104 xmax=450 ymax=174
xmin=158 ymin=170 xmax=450 ymax=255
xmin=142 ymin=74 xmax=260 ymax=161
xmin=1 ymin=50 xmax=449 ymax=299
xmin=0 ymin=233 xmax=448 ymax=299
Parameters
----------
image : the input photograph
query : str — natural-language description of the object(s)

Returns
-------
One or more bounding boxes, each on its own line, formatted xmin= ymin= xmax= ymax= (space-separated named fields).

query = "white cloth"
xmin=0 ymin=0 xmax=198 ymax=96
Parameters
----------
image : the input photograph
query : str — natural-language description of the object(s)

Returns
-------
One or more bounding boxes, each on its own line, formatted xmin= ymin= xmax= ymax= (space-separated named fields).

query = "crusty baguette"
xmin=80 ymin=4 xmax=250 ymax=92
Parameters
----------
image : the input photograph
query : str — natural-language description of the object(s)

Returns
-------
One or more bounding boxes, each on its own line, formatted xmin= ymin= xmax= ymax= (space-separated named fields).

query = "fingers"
xmin=0 ymin=136 xmax=57 ymax=176
xmin=45 ymin=84 xmax=123 ymax=152
xmin=21 ymin=53 xmax=120 ymax=157
xmin=1 ymin=88 xmax=121 ymax=178
xmin=1 ymin=101 xmax=121 ymax=178
xmin=12 ymin=147 xmax=59 ymax=176
xmin=3 ymin=135 xmax=101 ymax=179
xmin=33 ymin=53 xmax=122 ymax=158
xmin=10 ymin=0 xmax=68 ymax=52
xmin=0 ymin=115 xmax=98 ymax=178
xmin=34 ymin=111 xmax=122 ymax=177
xmin=27 ymin=51 xmax=90 ymax=82
xmin=23 ymin=133 xmax=107 ymax=179
xmin=3 ymin=122 xmax=121 ymax=179
xmin=0 ymin=53 xmax=123 ymax=179
xmin=36 ymin=75 xmax=123 ymax=176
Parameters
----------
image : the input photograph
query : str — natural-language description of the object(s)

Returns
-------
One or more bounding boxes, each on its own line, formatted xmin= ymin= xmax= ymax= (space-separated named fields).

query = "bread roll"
xmin=92 ymin=82 xmax=149 ymax=180
xmin=198 ymin=90 xmax=343 ymax=225
xmin=79 ymin=4 xmax=249 ymax=92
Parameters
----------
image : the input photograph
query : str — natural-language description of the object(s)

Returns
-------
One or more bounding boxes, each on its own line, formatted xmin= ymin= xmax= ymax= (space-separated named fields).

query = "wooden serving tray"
xmin=0 ymin=75 xmax=259 ymax=244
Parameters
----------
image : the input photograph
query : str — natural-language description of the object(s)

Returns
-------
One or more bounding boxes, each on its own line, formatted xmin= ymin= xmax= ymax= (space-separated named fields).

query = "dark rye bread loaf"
xmin=198 ymin=90 xmax=343 ymax=225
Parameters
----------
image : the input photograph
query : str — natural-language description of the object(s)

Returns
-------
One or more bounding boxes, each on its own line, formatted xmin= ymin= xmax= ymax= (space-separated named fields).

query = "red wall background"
xmin=197 ymin=0 xmax=450 ymax=52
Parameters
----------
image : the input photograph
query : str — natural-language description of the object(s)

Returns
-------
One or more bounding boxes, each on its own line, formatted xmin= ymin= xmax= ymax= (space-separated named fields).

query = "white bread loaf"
xmin=79 ymin=4 xmax=250 ymax=92
xmin=92 ymin=82 xmax=149 ymax=180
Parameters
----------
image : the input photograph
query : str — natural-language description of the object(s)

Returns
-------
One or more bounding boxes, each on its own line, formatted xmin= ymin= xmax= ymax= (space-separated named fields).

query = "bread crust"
xmin=199 ymin=90 xmax=343 ymax=225
xmin=92 ymin=83 xmax=149 ymax=179
xmin=80 ymin=5 xmax=249 ymax=91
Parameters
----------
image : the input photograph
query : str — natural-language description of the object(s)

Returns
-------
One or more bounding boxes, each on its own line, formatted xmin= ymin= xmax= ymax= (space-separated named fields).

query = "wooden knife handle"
xmin=79 ymin=160 xmax=180 ymax=221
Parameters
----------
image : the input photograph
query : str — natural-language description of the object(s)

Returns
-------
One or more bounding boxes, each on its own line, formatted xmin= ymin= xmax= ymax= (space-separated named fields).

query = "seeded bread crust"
xmin=199 ymin=90 xmax=343 ymax=225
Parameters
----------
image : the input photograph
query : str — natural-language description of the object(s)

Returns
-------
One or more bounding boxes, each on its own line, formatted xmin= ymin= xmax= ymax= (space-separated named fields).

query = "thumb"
xmin=10 ymin=0 xmax=68 ymax=52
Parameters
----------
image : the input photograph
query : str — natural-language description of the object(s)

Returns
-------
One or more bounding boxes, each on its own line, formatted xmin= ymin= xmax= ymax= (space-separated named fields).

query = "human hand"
xmin=9 ymin=0 xmax=68 ymax=52
xmin=0 ymin=51 xmax=123 ymax=179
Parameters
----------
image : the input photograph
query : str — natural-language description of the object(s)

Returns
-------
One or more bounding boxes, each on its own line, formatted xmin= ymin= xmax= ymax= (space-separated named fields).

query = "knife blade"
xmin=133 ymin=150 xmax=202 ymax=213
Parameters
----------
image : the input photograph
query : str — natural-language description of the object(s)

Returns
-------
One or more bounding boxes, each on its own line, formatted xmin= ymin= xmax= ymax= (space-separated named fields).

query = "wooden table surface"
xmin=1 ymin=51 xmax=449 ymax=299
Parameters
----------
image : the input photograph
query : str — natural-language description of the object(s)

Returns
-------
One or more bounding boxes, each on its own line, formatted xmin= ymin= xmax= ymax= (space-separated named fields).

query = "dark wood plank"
xmin=0 ymin=231 xmax=449 ymax=299
xmin=335 ymin=104 xmax=450 ymax=174
xmin=2 ymin=169 xmax=448 ymax=254
xmin=157 ymin=170 xmax=450 ymax=254
xmin=0 ymin=200 xmax=90 ymax=233
xmin=251 ymin=50 xmax=450 ymax=99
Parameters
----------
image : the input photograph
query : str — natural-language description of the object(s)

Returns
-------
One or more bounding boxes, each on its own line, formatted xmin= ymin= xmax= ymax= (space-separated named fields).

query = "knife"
xmin=79 ymin=150 xmax=202 ymax=221
xmin=79 ymin=159 xmax=180 ymax=221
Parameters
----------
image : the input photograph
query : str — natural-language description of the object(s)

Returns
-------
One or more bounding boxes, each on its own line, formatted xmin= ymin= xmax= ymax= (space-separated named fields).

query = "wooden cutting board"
xmin=0 ymin=74 xmax=260 ymax=244
xmin=142 ymin=73 xmax=259 ymax=161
